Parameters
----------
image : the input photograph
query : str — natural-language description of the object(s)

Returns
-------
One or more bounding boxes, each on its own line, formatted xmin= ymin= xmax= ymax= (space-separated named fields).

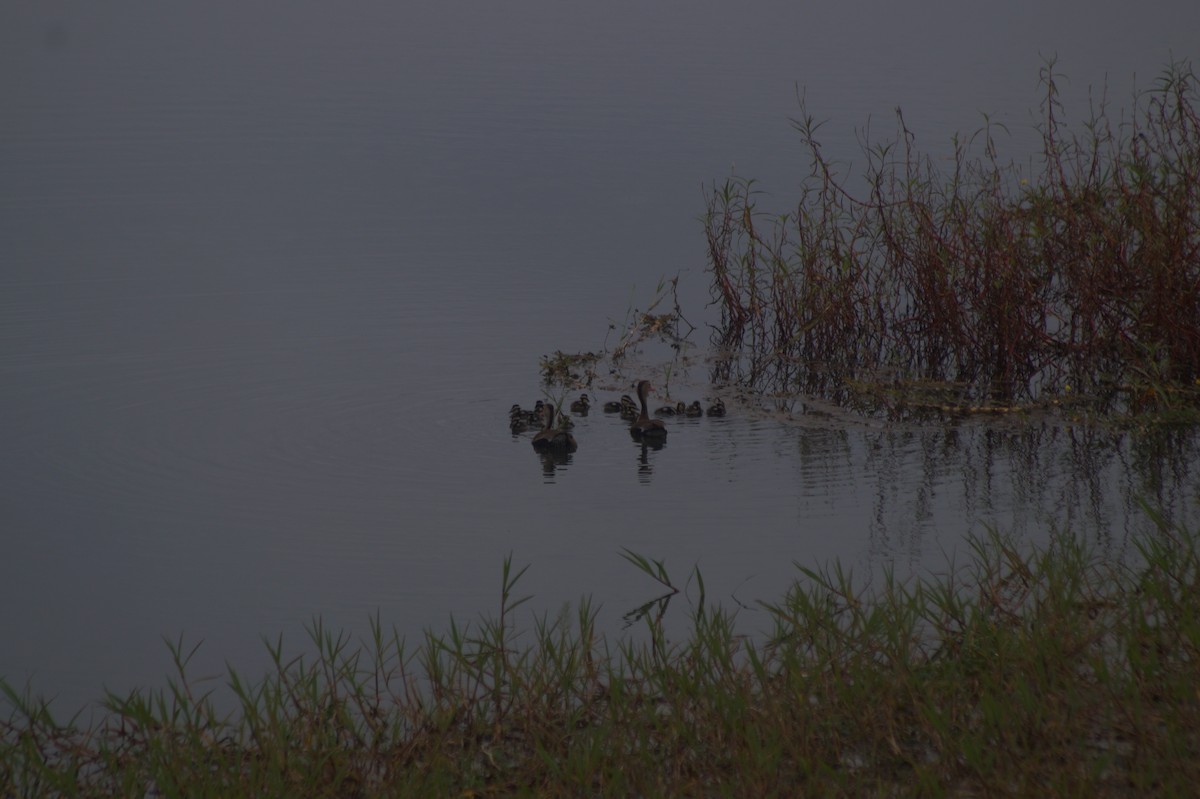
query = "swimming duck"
xmin=602 ymin=397 xmax=623 ymax=413
xmin=569 ymin=393 xmax=591 ymax=414
xmin=655 ymin=401 xmax=686 ymax=416
xmin=526 ymin=399 xmax=546 ymax=425
xmin=685 ymin=401 xmax=703 ymax=417
xmin=706 ymin=398 xmax=727 ymax=417
xmin=630 ymin=380 xmax=668 ymax=438
xmin=619 ymin=394 xmax=638 ymax=420
xmin=510 ymin=413 xmax=529 ymax=434
xmin=532 ymin=403 xmax=578 ymax=452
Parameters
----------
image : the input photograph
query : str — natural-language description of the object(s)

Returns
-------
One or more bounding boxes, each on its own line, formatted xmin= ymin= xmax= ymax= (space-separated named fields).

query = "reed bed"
xmin=3 ymin=514 xmax=1199 ymax=797
xmin=705 ymin=61 xmax=1200 ymax=416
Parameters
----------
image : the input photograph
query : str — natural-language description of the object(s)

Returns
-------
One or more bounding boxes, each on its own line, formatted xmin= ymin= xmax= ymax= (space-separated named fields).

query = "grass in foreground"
xmin=3 ymin=514 xmax=1199 ymax=797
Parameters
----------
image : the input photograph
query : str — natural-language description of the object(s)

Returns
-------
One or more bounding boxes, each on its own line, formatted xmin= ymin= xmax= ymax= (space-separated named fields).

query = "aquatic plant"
xmin=538 ymin=350 xmax=601 ymax=388
xmin=604 ymin=274 xmax=695 ymax=362
xmin=705 ymin=60 xmax=1200 ymax=418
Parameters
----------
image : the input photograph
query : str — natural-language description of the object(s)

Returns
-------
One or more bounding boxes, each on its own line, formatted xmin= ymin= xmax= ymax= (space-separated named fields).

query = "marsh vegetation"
xmin=705 ymin=61 xmax=1200 ymax=420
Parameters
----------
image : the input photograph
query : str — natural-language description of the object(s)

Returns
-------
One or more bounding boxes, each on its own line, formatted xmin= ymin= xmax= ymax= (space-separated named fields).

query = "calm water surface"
xmin=3 ymin=0 xmax=1200 ymax=711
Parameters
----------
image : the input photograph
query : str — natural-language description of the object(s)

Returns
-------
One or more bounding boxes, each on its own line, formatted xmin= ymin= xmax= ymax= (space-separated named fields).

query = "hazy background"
xmin=3 ymin=0 xmax=1198 ymax=711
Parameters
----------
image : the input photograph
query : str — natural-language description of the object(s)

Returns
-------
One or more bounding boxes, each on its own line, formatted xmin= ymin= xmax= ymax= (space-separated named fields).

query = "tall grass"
xmin=4 ymin=516 xmax=1199 ymax=796
xmin=705 ymin=61 xmax=1200 ymax=416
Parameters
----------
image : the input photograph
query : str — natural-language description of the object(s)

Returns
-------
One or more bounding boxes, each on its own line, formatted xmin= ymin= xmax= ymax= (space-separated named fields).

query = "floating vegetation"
xmin=605 ymin=274 xmax=695 ymax=362
xmin=705 ymin=60 xmax=1200 ymax=421
xmin=538 ymin=350 xmax=601 ymax=388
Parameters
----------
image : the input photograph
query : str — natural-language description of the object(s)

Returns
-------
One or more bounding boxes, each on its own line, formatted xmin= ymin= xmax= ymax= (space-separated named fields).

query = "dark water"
xmin=3 ymin=0 xmax=1199 ymax=711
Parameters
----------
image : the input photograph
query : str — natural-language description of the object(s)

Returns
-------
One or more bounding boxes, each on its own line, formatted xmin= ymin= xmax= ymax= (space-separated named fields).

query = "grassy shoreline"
xmin=4 ymin=513 xmax=1198 ymax=797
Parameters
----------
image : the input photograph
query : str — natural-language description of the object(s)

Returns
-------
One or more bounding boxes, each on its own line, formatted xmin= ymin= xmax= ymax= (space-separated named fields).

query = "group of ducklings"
xmin=509 ymin=400 xmax=578 ymax=452
xmin=510 ymin=380 xmax=726 ymax=452
xmin=602 ymin=392 xmax=725 ymax=420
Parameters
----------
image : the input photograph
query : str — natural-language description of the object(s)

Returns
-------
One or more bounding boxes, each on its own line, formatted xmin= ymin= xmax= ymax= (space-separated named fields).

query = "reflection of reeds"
xmin=706 ymin=61 xmax=1200 ymax=416
xmin=4 ymin=518 xmax=1200 ymax=794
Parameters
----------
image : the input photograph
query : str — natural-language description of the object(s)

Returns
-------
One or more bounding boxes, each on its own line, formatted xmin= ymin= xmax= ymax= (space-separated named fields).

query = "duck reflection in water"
xmin=634 ymin=438 xmax=664 ymax=483
xmin=537 ymin=446 xmax=573 ymax=476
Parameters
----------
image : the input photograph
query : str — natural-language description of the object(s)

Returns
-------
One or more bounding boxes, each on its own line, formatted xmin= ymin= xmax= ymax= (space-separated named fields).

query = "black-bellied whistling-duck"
xmin=655 ymin=401 xmax=686 ymax=416
xmin=510 ymin=403 xmax=531 ymax=433
xmin=630 ymin=381 xmax=668 ymax=438
xmin=532 ymin=403 xmax=578 ymax=452
xmin=527 ymin=399 xmax=546 ymax=424
xmin=619 ymin=394 xmax=638 ymax=420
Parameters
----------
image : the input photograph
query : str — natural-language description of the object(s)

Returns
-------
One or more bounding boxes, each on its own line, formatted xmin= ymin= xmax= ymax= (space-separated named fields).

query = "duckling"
xmin=685 ymin=401 xmax=703 ymax=417
xmin=510 ymin=414 xmax=529 ymax=434
xmin=630 ymin=380 xmax=668 ymax=438
xmin=619 ymin=394 xmax=639 ymax=421
xmin=526 ymin=399 xmax=546 ymax=425
xmin=602 ymin=397 xmax=623 ymax=413
xmin=655 ymin=401 xmax=686 ymax=416
xmin=532 ymin=403 xmax=578 ymax=452
xmin=706 ymin=398 xmax=727 ymax=417
xmin=569 ymin=393 xmax=591 ymax=414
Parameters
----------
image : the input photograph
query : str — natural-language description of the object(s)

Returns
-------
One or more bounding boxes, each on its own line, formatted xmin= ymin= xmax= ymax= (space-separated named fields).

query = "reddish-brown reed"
xmin=705 ymin=60 xmax=1200 ymax=415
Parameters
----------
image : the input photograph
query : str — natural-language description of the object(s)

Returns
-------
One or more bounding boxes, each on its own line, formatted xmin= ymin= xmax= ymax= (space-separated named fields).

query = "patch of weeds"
xmin=606 ymin=274 xmax=695 ymax=362
xmin=705 ymin=59 xmax=1200 ymax=422
xmin=5 ymin=514 xmax=1200 ymax=795
xmin=540 ymin=350 xmax=602 ymax=388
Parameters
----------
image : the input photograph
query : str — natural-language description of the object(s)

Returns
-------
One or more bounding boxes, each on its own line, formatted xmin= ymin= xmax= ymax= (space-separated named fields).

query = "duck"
xmin=510 ymin=403 xmax=535 ymax=432
xmin=655 ymin=401 xmax=686 ymax=416
xmin=532 ymin=403 xmax=578 ymax=452
xmin=685 ymin=401 xmax=703 ymax=417
xmin=630 ymin=380 xmax=668 ymax=438
xmin=706 ymin=398 xmax=727 ymax=417
xmin=602 ymin=397 xmax=624 ymax=413
xmin=618 ymin=394 xmax=639 ymax=420
xmin=526 ymin=399 xmax=546 ymax=425
xmin=569 ymin=393 xmax=591 ymax=414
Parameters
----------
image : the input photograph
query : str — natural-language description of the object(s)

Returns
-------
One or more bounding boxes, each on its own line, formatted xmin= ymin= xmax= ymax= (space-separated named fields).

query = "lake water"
xmin=3 ymin=0 xmax=1199 ymax=713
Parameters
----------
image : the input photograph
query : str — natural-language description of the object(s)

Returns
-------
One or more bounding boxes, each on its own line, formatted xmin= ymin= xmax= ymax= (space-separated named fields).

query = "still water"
xmin=3 ymin=0 xmax=1199 ymax=712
